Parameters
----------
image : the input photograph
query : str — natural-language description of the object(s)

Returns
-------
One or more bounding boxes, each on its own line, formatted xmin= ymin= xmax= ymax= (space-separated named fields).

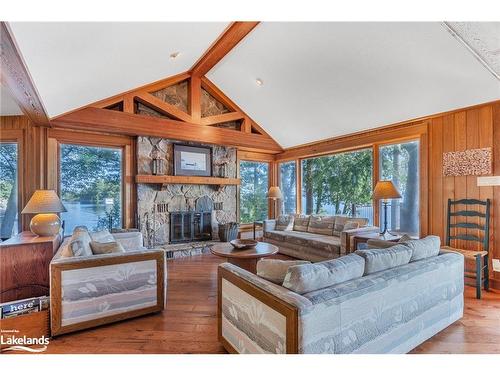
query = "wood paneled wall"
xmin=428 ymin=102 xmax=500 ymax=288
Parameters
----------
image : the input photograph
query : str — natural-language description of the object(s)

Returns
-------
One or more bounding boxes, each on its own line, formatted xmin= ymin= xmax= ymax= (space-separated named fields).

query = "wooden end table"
xmin=0 ymin=231 xmax=61 ymax=303
xmin=352 ymin=232 xmax=411 ymax=251
xmin=211 ymin=241 xmax=278 ymax=273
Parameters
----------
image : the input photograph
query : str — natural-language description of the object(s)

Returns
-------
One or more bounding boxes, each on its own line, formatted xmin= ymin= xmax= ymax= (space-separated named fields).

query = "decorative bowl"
xmin=230 ymin=239 xmax=258 ymax=250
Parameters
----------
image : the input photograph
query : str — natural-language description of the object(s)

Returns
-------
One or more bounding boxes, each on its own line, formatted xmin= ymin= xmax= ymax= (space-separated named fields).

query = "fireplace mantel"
xmin=136 ymin=175 xmax=240 ymax=186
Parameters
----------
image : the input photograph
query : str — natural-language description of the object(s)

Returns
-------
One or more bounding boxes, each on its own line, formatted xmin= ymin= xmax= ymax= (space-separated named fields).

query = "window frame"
xmin=277 ymin=129 xmax=428 ymax=238
xmin=47 ymin=129 xmax=135 ymax=230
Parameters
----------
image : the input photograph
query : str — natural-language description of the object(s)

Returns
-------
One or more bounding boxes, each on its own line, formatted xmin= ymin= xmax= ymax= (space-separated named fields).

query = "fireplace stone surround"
xmin=137 ymin=136 xmax=237 ymax=248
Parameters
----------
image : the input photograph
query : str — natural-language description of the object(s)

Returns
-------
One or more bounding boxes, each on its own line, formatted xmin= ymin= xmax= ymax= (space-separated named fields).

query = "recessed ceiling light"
xmin=170 ymin=52 xmax=180 ymax=60
xmin=255 ymin=78 xmax=263 ymax=86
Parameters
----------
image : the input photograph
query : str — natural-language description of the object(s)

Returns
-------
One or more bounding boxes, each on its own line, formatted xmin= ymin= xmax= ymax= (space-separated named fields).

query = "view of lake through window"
xmin=60 ymin=144 xmax=123 ymax=233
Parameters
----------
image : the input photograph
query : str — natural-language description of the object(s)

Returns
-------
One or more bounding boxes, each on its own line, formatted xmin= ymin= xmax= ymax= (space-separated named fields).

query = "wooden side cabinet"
xmin=0 ymin=231 xmax=61 ymax=303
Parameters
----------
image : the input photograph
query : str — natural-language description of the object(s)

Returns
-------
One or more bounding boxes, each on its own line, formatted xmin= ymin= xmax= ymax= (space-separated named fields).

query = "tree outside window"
xmin=239 ymin=161 xmax=269 ymax=223
xmin=379 ymin=140 xmax=419 ymax=236
xmin=279 ymin=161 xmax=296 ymax=214
xmin=60 ymin=144 xmax=122 ymax=233
xmin=0 ymin=142 xmax=18 ymax=239
xmin=301 ymin=148 xmax=373 ymax=223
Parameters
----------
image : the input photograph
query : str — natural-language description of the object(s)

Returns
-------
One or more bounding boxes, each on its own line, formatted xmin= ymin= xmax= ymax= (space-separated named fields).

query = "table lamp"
xmin=268 ymin=186 xmax=283 ymax=218
xmin=21 ymin=190 xmax=67 ymax=236
xmin=373 ymin=180 xmax=401 ymax=236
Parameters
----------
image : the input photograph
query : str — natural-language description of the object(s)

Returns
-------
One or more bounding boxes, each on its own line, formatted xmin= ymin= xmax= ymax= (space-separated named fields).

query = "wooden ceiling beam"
xmin=51 ymin=107 xmax=282 ymax=153
xmin=0 ymin=22 xmax=50 ymax=126
xmin=135 ymin=92 xmax=192 ymax=122
xmin=190 ymin=22 xmax=259 ymax=77
xmin=200 ymin=111 xmax=244 ymax=126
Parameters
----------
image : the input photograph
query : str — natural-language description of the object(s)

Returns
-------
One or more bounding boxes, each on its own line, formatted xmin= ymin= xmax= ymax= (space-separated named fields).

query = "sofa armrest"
xmin=50 ymin=249 xmax=165 ymax=336
xmin=218 ymin=263 xmax=311 ymax=354
xmin=263 ymin=219 xmax=276 ymax=233
xmin=340 ymin=226 xmax=379 ymax=254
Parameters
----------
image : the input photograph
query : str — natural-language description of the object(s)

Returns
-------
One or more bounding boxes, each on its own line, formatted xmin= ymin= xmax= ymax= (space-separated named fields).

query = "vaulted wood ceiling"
xmin=2 ymin=21 xmax=499 ymax=149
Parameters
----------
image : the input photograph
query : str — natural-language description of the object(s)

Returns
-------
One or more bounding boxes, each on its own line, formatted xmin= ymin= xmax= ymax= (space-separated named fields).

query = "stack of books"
xmin=0 ymin=296 xmax=49 ymax=319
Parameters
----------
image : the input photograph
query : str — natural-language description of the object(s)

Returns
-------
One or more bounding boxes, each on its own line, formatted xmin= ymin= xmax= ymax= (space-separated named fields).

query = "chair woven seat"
xmin=441 ymin=246 xmax=488 ymax=259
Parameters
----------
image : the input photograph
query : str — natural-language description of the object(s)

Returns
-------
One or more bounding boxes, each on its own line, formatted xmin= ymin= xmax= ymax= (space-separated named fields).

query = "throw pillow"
xmin=293 ymin=214 xmax=310 ymax=232
xmin=282 ymin=253 xmax=365 ymax=294
xmin=355 ymin=244 xmax=412 ymax=275
xmin=69 ymin=229 xmax=93 ymax=257
xmin=275 ymin=215 xmax=295 ymax=231
xmin=307 ymin=215 xmax=335 ymax=235
xmin=90 ymin=230 xmax=115 ymax=243
xmin=404 ymin=235 xmax=441 ymax=262
xmin=366 ymin=233 xmax=413 ymax=249
xmin=343 ymin=221 xmax=360 ymax=231
xmin=256 ymin=259 xmax=310 ymax=284
xmin=333 ymin=216 xmax=348 ymax=236
xmin=90 ymin=241 xmax=125 ymax=255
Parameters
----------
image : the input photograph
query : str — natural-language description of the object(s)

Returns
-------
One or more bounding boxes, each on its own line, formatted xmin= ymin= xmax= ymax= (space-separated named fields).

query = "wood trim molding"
xmin=0 ymin=22 xmax=50 ymax=126
xmin=52 ymin=107 xmax=282 ymax=153
xmin=217 ymin=266 xmax=299 ymax=354
xmin=191 ymin=22 xmax=259 ymax=77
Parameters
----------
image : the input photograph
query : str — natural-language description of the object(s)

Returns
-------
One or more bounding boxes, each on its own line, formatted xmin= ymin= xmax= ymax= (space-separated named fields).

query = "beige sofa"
xmin=264 ymin=214 xmax=378 ymax=261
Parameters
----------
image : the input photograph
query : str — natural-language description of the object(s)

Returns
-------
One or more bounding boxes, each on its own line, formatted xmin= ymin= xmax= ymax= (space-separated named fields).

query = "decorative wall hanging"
xmin=443 ymin=147 xmax=492 ymax=176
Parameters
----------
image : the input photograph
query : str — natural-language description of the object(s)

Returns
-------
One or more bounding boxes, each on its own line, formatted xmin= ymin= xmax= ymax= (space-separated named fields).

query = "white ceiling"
xmin=0 ymin=85 xmax=23 ymax=115
xmin=208 ymin=22 xmax=500 ymax=148
xmin=9 ymin=22 xmax=229 ymax=117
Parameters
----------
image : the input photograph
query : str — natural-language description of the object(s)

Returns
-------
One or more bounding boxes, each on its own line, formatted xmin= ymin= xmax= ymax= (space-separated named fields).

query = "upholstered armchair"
xmin=50 ymin=231 xmax=166 ymax=336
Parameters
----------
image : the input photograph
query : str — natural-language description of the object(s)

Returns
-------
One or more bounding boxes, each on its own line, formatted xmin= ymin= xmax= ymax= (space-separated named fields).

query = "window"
xmin=279 ymin=161 xmax=297 ymax=214
xmin=0 ymin=142 xmax=19 ymax=239
xmin=379 ymin=140 xmax=420 ymax=236
xmin=60 ymin=144 xmax=123 ymax=233
xmin=301 ymin=148 xmax=373 ymax=223
xmin=239 ymin=161 xmax=269 ymax=223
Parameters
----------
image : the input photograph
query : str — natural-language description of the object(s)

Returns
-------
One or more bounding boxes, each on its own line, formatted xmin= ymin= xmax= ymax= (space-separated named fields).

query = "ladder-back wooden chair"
xmin=443 ymin=198 xmax=491 ymax=299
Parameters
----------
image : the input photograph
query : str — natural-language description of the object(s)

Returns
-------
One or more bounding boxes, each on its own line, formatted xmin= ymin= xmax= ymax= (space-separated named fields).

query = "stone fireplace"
xmin=137 ymin=136 xmax=237 ymax=248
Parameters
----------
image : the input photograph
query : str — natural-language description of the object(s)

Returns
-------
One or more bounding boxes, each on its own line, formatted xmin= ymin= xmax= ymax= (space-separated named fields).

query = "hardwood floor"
xmin=41 ymin=253 xmax=500 ymax=354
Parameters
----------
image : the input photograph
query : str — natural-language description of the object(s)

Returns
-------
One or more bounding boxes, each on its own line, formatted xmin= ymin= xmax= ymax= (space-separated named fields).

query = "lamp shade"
xmin=21 ymin=190 xmax=67 ymax=214
xmin=373 ymin=181 xmax=402 ymax=200
xmin=268 ymin=186 xmax=283 ymax=200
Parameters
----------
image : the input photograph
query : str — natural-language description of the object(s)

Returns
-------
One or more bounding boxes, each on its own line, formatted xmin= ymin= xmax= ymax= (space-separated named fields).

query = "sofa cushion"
xmin=90 ymin=230 xmax=115 ymax=243
xmin=275 ymin=215 xmax=295 ymax=231
xmin=293 ymin=215 xmax=310 ymax=232
xmin=90 ymin=241 xmax=125 ymax=255
xmin=282 ymin=253 xmax=365 ymax=294
xmin=343 ymin=220 xmax=360 ymax=231
xmin=404 ymin=235 xmax=441 ymax=262
xmin=307 ymin=215 xmax=335 ymax=235
xmin=265 ymin=230 xmax=287 ymax=242
xmin=355 ymin=244 xmax=412 ymax=275
xmin=68 ymin=228 xmax=93 ymax=257
xmin=257 ymin=259 xmax=311 ymax=284
xmin=366 ymin=234 xmax=412 ymax=249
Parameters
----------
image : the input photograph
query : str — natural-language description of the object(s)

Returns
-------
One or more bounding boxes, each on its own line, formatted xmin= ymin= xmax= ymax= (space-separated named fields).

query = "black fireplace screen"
xmin=170 ymin=211 xmax=212 ymax=243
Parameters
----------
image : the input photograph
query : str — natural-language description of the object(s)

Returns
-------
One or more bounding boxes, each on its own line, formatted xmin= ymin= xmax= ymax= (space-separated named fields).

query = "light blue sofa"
xmin=217 ymin=239 xmax=464 ymax=354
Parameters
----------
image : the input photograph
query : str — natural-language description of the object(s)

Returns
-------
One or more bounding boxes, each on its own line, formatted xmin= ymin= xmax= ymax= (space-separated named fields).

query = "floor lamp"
xmin=373 ymin=180 xmax=402 ymax=236
xmin=268 ymin=186 xmax=283 ymax=218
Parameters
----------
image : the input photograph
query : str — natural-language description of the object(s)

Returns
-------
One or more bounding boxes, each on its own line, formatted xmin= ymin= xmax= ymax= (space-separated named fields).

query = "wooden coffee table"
xmin=210 ymin=241 xmax=279 ymax=273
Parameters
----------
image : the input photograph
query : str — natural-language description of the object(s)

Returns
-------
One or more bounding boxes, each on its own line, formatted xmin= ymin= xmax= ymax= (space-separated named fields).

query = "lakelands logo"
xmin=0 ymin=329 xmax=50 ymax=353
